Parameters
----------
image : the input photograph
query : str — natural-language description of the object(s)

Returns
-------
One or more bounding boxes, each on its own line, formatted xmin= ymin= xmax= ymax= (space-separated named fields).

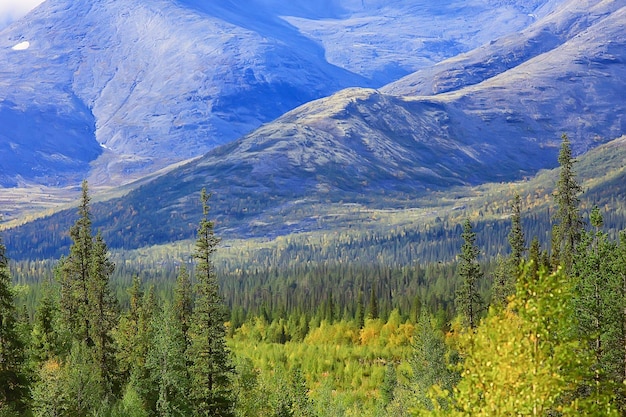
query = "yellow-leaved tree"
xmin=414 ymin=265 xmax=619 ymax=416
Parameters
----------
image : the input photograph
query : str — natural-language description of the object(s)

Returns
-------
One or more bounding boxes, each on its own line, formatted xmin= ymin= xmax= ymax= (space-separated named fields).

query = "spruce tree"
xmin=147 ymin=303 xmax=191 ymax=417
xmin=57 ymin=180 xmax=119 ymax=397
xmin=492 ymin=194 xmax=526 ymax=308
xmin=490 ymin=256 xmax=512 ymax=309
xmin=0 ymin=234 xmax=28 ymax=413
xmin=88 ymin=231 xmax=119 ymax=393
xmin=455 ymin=218 xmax=483 ymax=329
xmin=188 ymin=189 xmax=234 ymax=416
xmin=528 ymin=237 xmax=541 ymax=282
xmin=173 ymin=264 xmax=193 ymax=349
xmin=115 ymin=276 xmax=144 ymax=380
xmin=381 ymin=362 xmax=397 ymax=406
xmin=508 ymin=193 xmax=526 ymax=268
xmin=58 ymin=180 xmax=94 ymax=343
xmin=553 ymin=133 xmax=583 ymax=273
xmin=355 ymin=290 xmax=365 ymax=329
xmin=31 ymin=278 xmax=61 ymax=363
xmin=410 ymin=310 xmax=458 ymax=411
xmin=368 ymin=285 xmax=379 ymax=320
xmin=573 ymin=208 xmax=626 ymax=410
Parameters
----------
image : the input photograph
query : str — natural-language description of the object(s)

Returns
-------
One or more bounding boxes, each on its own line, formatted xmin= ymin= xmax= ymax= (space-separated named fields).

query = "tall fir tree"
xmin=492 ymin=194 xmax=527 ymax=308
xmin=174 ymin=264 xmax=193 ymax=350
xmin=490 ymin=255 xmax=512 ymax=309
xmin=115 ymin=276 xmax=145 ymax=381
xmin=455 ymin=218 xmax=483 ymax=329
xmin=508 ymin=193 xmax=526 ymax=268
xmin=553 ymin=133 xmax=583 ymax=273
xmin=573 ymin=208 xmax=626 ymax=411
xmin=57 ymin=180 xmax=119 ymax=397
xmin=58 ymin=180 xmax=94 ymax=343
xmin=0 ymin=234 xmax=28 ymax=413
xmin=147 ymin=303 xmax=191 ymax=417
xmin=31 ymin=278 xmax=61 ymax=363
xmin=188 ymin=189 xmax=235 ymax=416
xmin=355 ymin=289 xmax=365 ymax=329
xmin=89 ymin=231 xmax=119 ymax=393
xmin=368 ymin=284 xmax=379 ymax=320
xmin=618 ymin=231 xmax=626 ymax=397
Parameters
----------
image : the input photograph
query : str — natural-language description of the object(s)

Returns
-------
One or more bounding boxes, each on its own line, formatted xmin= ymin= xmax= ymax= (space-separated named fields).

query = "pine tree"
xmin=31 ymin=278 xmax=61 ymax=363
xmin=410 ymin=310 xmax=458 ymax=411
xmin=553 ymin=133 xmax=583 ymax=273
xmin=492 ymin=195 xmax=527 ymax=308
xmin=88 ymin=231 xmax=119 ymax=393
xmin=368 ymin=284 xmax=379 ymax=320
xmin=188 ymin=189 xmax=235 ymax=416
xmin=173 ymin=264 xmax=193 ymax=349
xmin=573 ymin=208 xmax=626 ymax=410
xmin=381 ymin=362 xmax=397 ymax=407
xmin=147 ymin=303 xmax=191 ymax=417
xmin=528 ymin=237 xmax=541 ymax=282
xmin=490 ymin=255 xmax=512 ymax=309
xmin=508 ymin=193 xmax=526 ymax=267
xmin=55 ymin=181 xmax=119 ymax=401
xmin=289 ymin=366 xmax=316 ymax=417
xmin=617 ymin=231 xmax=626 ymax=409
xmin=58 ymin=180 xmax=94 ymax=343
xmin=355 ymin=290 xmax=365 ymax=329
xmin=115 ymin=276 xmax=144 ymax=381
xmin=0 ymin=234 xmax=28 ymax=413
xmin=455 ymin=218 xmax=483 ymax=329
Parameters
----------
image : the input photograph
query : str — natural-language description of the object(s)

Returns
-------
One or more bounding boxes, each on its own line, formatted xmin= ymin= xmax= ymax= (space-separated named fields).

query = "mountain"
xmin=3 ymin=0 xmax=626 ymax=261
xmin=382 ymin=0 xmax=624 ymax=96
xmin=0 ymin=0 xmax=548 ymax=187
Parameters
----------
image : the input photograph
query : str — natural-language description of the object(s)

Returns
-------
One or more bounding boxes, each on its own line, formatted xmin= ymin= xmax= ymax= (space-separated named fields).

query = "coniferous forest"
xmin=2 ymin=135 xmax=626 ymax=416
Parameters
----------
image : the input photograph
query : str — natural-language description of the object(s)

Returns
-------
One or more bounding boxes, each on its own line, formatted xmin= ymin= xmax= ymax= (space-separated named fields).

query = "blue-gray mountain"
xmin=1 ymin=0 xmax=549 ymax=187
xmin=2 ymin=0 xmax=626 ymax=259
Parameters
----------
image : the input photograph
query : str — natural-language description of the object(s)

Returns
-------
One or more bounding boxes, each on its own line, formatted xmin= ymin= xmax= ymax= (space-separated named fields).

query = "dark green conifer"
xmin=31 ymin=278 xmax=61 ymax=363
xmin=490 ymin=255 xmax=512 ymax=309
xmin=368 ymin=285 xmax=379 ymax=320
xmin=147 ymin=303 xmax=191 ymax=417
xmin=355 ymin=290 xmax=365 ymax=328
xmin=173 ymin=264 xmax=193 ymax=349
xmin=573 ymin=207 xmax=626 ymax=410
xmin=0 ymin=234 xmax=28 ymax=413
xmin=89 ymin=231 xmax=119 ymax=393
xmin=553 ymin=133 xmax=583 ymax=273
xmin=58 ymin=180 xmax=94 ymax=343
xmin=188 ymin=189 xmax=235 ymax=416
xmin=410 ymin=310 xmax=458 ymax=411
xmin=492 ymin=194 xmax=527 ymax=308
xmin=381 ymin=363 xmax=397 ymax=406
xmin=56 ymin=181 xmax=119 ymax=397
xmin=528 ymin=237 xmax=542 ymax=282
xmin=455 ymin=218 xmax=483 ymax=329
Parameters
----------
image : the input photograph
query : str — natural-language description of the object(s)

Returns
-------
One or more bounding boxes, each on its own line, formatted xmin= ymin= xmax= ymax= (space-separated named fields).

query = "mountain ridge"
xmin=0 ymin=0 xmax=550 ymax=187
xmin=2 ymin=0 xmax=626 ymax=262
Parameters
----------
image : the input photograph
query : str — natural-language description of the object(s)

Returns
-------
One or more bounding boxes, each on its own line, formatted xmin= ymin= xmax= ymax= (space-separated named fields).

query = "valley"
xmin=1 ymin=0 xmax=626 ymax=415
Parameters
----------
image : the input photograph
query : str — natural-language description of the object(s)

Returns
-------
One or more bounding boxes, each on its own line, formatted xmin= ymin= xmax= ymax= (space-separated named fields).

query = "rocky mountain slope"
xmin=0 ymin=0 xmax=542 ymax=187
xmin=2 ymin=0 xmax=626 ymax=260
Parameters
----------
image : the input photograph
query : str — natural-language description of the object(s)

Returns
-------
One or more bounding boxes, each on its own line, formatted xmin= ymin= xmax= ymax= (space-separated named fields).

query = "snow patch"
xmin=11 ymin=41 xmax=30 ymax=50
